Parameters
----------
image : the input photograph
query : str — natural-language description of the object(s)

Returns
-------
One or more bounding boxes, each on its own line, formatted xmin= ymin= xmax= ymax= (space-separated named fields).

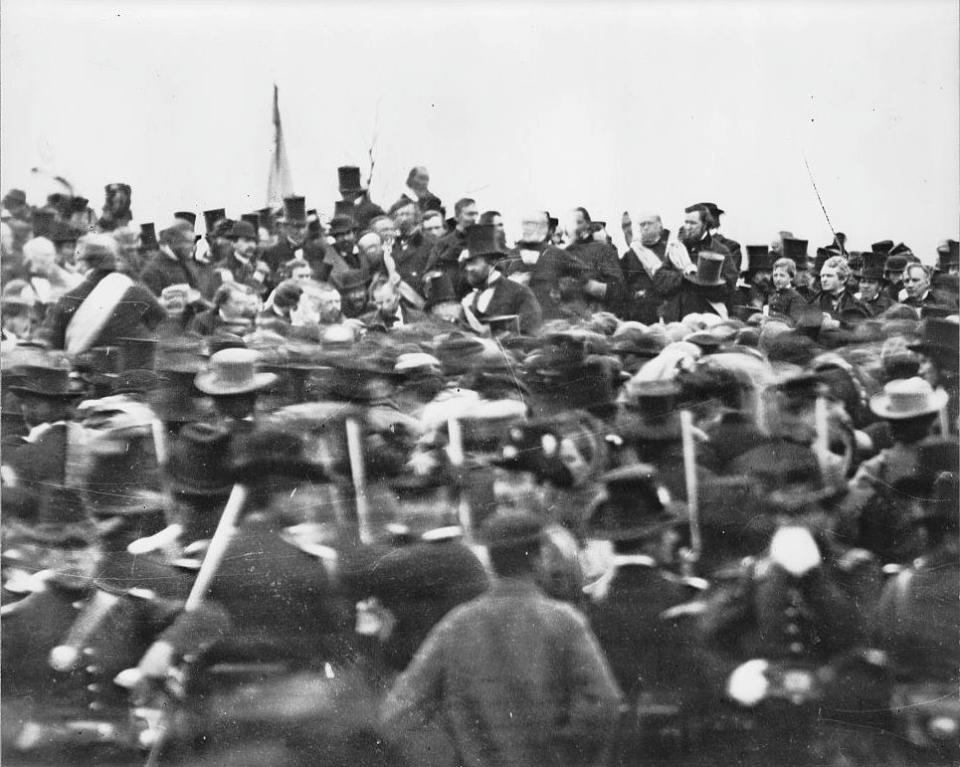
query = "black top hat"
xmin=241 ymin=213 xmax=260 ymax=230
xmin=333 ymin=200 xmax=355 ymax=219
xmin=140 ymin=222 xmax=159 ymax=250
xmin=10 ymin=365 xmax=84 ymax=399
xmin=860 ymin=251 xmax=886 ymax=280
xmin=281 ymin=196 xmax=307 ymax=224
xmin=424 ymin=272 xmax=457 ymax=308
xmin=871 ymin=240 xmax=894 ymax=254
xmin=781 ymin=238 xmax=808 ymax=266
xmin=463 ymin=223 xmax=509 ymax=260
xmin=587 ymin=463 xmax=681 ymax=541
xmin=908 ymin=317 xmax=960 ymax=356
xmin=174 ymin=211 xmax=197 ymax=228
xmin=165 ymin=423 xmax=234 ymax=496
xmin=227 ymin=220 xmax=258 ymax=241
xmin=936 ymin=240 xmax=959 ymax=270
xmin=332 ymin=268 xmax=367 ymax=292
xmin=118 ymin=337 xmax=158 ymax=372
xmin=884 ymin=254 xmax=908 ymax=274
xmin=745 ymin=245 xmax=774 ymax=273
xmin=203 ymin=208 xmax=227 ymax=234
xmin=846 ymin=252 xmax=864 ymax=274
xmin=328 ymin=215 xmax=359 ymax=236
xmin=338 ymin=166 xmax=364 ymax=193
xmin=31 ymin=209 xmax=56 ymax=239
xmin=256 ymin=207 xmax=277 ymax=233
xmin=684 ymin=252 xmax=726 ymax=286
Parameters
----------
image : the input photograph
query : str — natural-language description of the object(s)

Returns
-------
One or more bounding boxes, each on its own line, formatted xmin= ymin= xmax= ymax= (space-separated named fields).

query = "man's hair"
xmin=422 ymin=210 xmax=443 ymax=225
xmin=454 ymin=198 xmax=476 ymax=217
xmin=822 ymin=255 xmax=851 ymax=282
xmin=487 ymin=539 xmax=542 ymax=577
xmin=388 ymin=198 xmax=419 ymax=218
xmin=773 ymin=257 xmax=796 ymax=278
xmin=406 ymin=166 xmax=427 ymax=184
xmin=368 ymin=215 xmax=394 ymax=230
xmin=905 ymin=263 xmax=930 ymax=281
xmin=687 ymin=204 xmax=716 ymax=229
xmin=575 ymin=206 xmax=592 ymax=223
xmin=479 ymin=211 xmax=501 ymax=225
xmin=212 ymin=281 xmax=255 ymax=309
xmin=282 ymin=258 xmax=313 ymax=280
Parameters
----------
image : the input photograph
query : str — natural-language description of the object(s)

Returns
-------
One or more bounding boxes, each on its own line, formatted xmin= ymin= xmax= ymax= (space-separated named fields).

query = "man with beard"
xmin=190 ymin=281 xmax=259 ymax=336
xmin=739 ymin=245 xmax=776 ymax=315
xmin=499 ymin=210 xmax=587 ymax=321
xmin=388 ymin=199 xmax=432 ymax=296
xmin=460 ymin=223 xmax=542 ymax=334
xmin=678 ymin=204 xmax=738 ymax=288
xmin=395 ymin=165 xmax=443 ymax=214
xmin=424 ymin=197 xmax=479 ymax=297
xmin=361 ymin=275 xmax=427 ymax=331
xmin=216 ymin=220 xmax=271 ymax=296
xmin=689 ymin=201 xmax=742 ymax=271
xmin=260 ymin=196 xmax=328 ymax=283
xmin=620 ymin=212 xmax=671 ymax=322
xmin=140 ymin=221 xmax=199 ymax=296
xmin=97 ymin=182 xmax=132 ymax=231
xmin=324 ymin=215 xmax=367 ymax=284
xmin=563 ymin=207 xmax=626 ymax=315
xmin=335 ymin=165 xmax=385 ymax=230
xmin=856 ymin=253 xmax=894 ymax=317
xmin=333 ymin=269 xmax=371 ymax=319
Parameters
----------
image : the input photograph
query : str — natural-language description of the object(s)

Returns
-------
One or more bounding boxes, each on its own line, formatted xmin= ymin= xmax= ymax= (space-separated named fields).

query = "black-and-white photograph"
xmin=1 ymin=1 xmax=957 ymax=765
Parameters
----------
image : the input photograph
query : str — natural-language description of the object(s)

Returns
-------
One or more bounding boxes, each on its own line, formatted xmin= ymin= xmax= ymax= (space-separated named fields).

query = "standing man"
xmin=500 ymin=210 xmax=587 ymax=321
xmin=688 ymin=201 xmax=742 ymax=271
xmin=620 ymin=212 xmax=670 ymax=323
xmin=380 ymin=511 xmax=623 ymax=767
xmin=679 ymin=204 xmax=738 ymax=288
xmin=260 ymin=196 xmax=328 ymax=283
xmin=460 ymin=223 xmax=542 ymax=334
xmin=39 ymin=234 xmax=166 ymax=354
xmin=424 ymin=197 xmax=479 ymax=297
xmin=335 ymin=165 xmax=385 ymax=230
xmin=564 ymin=207 xmax=627 ymax=315
xmin=396 ymin=166 xmax=443 ymax=214
xmin=388 ymin=198 xmax=433 ymax=295
xmin=140 ymin=221 xmax=199 ymax=297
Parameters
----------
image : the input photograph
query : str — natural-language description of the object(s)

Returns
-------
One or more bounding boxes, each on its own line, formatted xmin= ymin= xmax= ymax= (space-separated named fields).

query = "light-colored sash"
xmin=64 ymin=272 xmax=134 ymax=355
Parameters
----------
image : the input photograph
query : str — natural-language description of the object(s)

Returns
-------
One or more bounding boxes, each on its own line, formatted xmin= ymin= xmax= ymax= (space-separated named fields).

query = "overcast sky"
xmin=2 ymin=0 xmax=957 ymax=260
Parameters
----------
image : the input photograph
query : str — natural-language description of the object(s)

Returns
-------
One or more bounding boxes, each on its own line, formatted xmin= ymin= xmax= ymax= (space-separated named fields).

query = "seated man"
xmin=190 ymin=282 xmax=259 ymax=336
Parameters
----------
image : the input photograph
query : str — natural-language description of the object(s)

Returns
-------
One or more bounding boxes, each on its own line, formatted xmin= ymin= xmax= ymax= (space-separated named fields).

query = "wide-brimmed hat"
xmin=587 ymin=463 xmax=683 ymax=541
xmin=610 ymin=327 xmax=666 ymax=359
xmin=869 ymin=377 xmax=949 ymax=420
xmin=165 ymin=422 xmax=234 ymax=496
xmin=618 ymin=378 xmax=682 ymax=440
xmin=10 ymin=364 xmax=85 ymax=399
xmin=684 ymin=252 xmax=726 ymax=286
xmin=194 ymin=348 xmax=278 ymax=396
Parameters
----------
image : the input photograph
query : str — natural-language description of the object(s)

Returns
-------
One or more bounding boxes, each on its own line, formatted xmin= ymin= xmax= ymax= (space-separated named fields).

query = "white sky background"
xmin=2 ymin=0 xmax=957 ymax=261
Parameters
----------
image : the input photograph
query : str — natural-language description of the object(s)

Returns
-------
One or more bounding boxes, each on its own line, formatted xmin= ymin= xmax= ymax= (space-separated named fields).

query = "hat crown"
xmin=208 ymin=348 xmax=259 ymax=385
xmin=338 ymin=166 xmax=363 ymax=191
xmin=883 ymin=377 xmax=938 ymax=414
xmin=282 ymin=196 xmax=307 ymax=223
xmin=464 ymin=224 xmax=504 ymax=258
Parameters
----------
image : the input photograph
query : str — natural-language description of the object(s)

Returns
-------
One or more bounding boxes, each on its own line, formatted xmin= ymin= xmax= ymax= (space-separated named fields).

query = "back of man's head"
xmin=480 ymin=512 xmax=545 ymax=578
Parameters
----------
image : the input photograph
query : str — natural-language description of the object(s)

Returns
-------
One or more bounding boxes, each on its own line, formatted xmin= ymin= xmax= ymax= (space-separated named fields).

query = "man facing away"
xmin=380 ymin=511 xmax=623 ymax=767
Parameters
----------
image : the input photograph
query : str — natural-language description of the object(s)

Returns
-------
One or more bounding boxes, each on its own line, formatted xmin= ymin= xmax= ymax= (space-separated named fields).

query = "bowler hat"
xmin=165 ymin=423 xmax=234 ymax=496
xmin=203 ymin=208 xmax=227 ymax=234
xmin=194 ymin=348 xmax=278 ymax=396
xmin=10 ymin=364 xmax=84 ymax=399
xmin=227 ymin=220 xmax=258 ymax=241
xmin=461 ymin=223 xmax=509 ymax=261
xmin=338 ymin=166 xmax=364 ymax=193
xmin=884 ymin=255 xmax=908 ymax=275
xmin=587 ymin=463 xmax=682 ymax=541
xmin=328 ymin=215 xmax=359 ymax=236
xmin=140 ymin=223 xmax=159 ymax=250
xmin=684 ymin=252 xmax=726 ymax=286
xmin=869 ymin=377 xmax=948 ymax=420
xmin=477 ymin=510 xmax=544 ymax=548
xmin=281 ymin=196 xmax=307 ymax=224
xmin=871 ymin=240 xmax=894 ymax=254
xmin=2 ymin=188 xmax=27 ymax=210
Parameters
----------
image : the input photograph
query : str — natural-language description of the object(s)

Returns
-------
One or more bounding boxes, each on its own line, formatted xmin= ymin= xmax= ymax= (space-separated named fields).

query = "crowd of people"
xmin=1 ymin=165 xmax=958 ymax=766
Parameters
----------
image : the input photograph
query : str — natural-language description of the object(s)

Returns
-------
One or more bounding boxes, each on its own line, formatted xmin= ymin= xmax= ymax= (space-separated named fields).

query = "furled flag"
xmin=266 ymin=84 xmax=294 ymax=206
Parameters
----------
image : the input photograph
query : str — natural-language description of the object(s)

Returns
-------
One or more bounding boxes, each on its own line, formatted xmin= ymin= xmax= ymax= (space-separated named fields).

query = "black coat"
xmin=462 ymin=274 xmax=543 ymax=334
xmin=500 ymin=243 xmax=587 ymax=320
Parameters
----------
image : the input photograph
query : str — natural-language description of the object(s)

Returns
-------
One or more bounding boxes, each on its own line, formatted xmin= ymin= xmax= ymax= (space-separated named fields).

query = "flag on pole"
xmin=266 ymin=84 xmax=294 ymax=206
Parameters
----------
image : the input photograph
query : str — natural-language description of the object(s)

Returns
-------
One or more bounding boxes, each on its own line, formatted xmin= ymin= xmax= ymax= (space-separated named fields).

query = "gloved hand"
xmin=727 ymin=659 xmax=770 ymax=706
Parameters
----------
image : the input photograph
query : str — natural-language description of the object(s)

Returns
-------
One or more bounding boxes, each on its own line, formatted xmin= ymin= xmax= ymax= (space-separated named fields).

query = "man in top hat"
xmin=562 ymin=207 xmax=627 ymax=315
xmin=140 ymin=220 xmax=199 ymax=297
xmin=459 ymin=223 xmax=542 ymax=335
xmin=881 ymin=253 xmax=908 ymax=301
xmin=855 ymin=252 xmax=894 ymax=317
xmin=935 ymin=239 xmax=959 ymax=275
xmin=738 ymin=244 xmax=776 ymax=314
xmin=500 ymin=210 xmax=589 ymax=321
xmin=324 ymin=213 xmax=369 ymax=280
xmin=381 ymin=510 xmax=622 ymax=767
xmin=424 ymin=197 xmax=480 ymax=298
xmin=584 ymin=464 xmax=708 ymax=757
xmin=260 ymin=196 xmax=328 ymax=282
xmin=394 ymin=165 xmax=443 ymax=215
xmin=39 ymin=234 xmax=167 ymax=355
xmin=335 ymin=165 xmax=384 ymax=231
xmin=908 ymin=317 xmax=959 ymax=428
xmin=421 ymin=271 xmax=462 ymax=325
xmin=620 ymin=212 xmax=672 ymax=323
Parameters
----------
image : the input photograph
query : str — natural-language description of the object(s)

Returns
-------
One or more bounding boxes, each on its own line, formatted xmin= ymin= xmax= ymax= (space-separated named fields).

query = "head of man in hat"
xmin=226 ymin=219 xmax=260 ymax=264
xmin=194 ymin=347 xmax=278 ymax=422
xmin=279 ymin=196 xmax=309 ymax=248
xmin=10 ymin=361 xmax=85 ymax=429
xmin=329 ymin=214 xmax=360 ymax=259
xmin=869 ymin=377 xmax=948 ymax=446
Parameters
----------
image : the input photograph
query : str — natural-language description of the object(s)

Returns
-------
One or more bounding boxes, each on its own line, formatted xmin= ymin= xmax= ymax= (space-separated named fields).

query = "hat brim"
xmin=9 ymin=385 xmax=84 ymax=399
xmin=194 ymin=371 xmax=278 ymax=396
xmin=683 ymin=273 xmax=726 ymax=287
xmin=587 ymin=501 xmax=686 ymax=541
xmin=869 ymin=388 xmax=949 ymax=420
